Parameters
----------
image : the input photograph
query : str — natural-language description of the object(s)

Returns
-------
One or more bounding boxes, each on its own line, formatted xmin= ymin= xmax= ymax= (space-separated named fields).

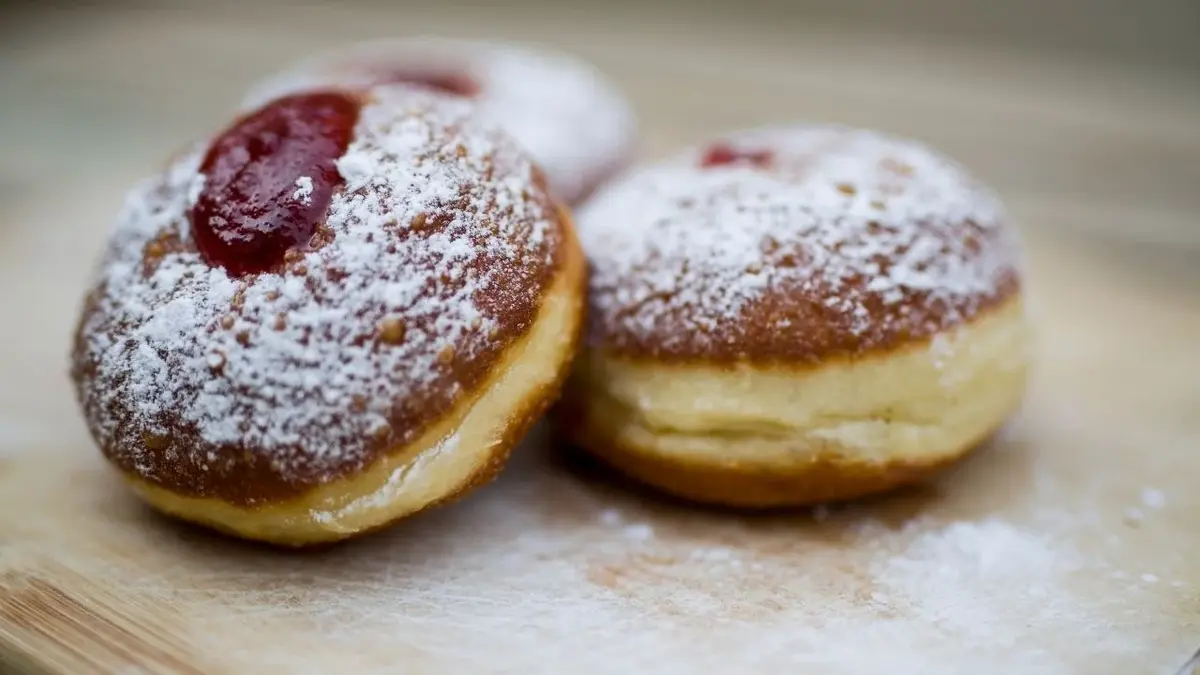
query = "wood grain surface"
xmin=1 ymin=3 xmax=1198 ymax=673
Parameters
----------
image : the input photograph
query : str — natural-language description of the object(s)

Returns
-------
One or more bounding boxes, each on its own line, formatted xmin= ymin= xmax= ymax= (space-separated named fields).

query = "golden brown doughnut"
xmin=71 ymin=86 xmax=585 ymax=545
xmin=560 ymin=125 xmax=1030 ymax=507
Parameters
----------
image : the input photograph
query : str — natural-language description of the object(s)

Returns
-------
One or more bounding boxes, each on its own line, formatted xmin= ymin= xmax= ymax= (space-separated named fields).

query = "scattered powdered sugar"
xmin=73 ymin=87 xmax=558 ymax=493
xmin=243 ymin=37 xmax=637 ymax=204
xmin=598 ymin=508 xmax=623 ymax=527
xmin=595 ymin=510 xmax=744 ymax=564
xmin=876 ymin=518 xmax=1077 ymax=588
xmin=622 ymin=523 xmax=655 ymax=542
xmin=688 ymin=546 xmax=737 ymax=563
xmin=292 ymin=176 xmax=314 ymax=204
xmin=575 ymin=506 xmax=1149 ymax=671
xmin=1123 ymin=487 xmax=1167 ymax=527
xmin=577 ymin=126 xmax=1023 ymax=357
xmin=1125 ymin=507 xmax=1146 ymax=525
xmin=595 ymin=507 xmax=658 ymax=543
xmin=1141 ymin=487 xmax=1167 ymax=509
xmin=72 ymin=461 xmax=1173 ymax=675
xmin=811 ymin=516 xmax=1129 ymax=670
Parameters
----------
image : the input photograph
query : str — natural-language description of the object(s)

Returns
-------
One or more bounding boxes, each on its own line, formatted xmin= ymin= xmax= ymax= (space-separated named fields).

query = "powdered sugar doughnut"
xmin=559 ymin=125 xmax=1030 ymax=507
xmin=244 ymin=38 xmax=637 ymax=205
xmin=72 ymin=86 xmax=585 ymax=545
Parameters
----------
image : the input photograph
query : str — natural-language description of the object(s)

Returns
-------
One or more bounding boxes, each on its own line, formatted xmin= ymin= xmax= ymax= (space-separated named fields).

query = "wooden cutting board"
xmin=2 ymin=4 xmax=1199 ymax=673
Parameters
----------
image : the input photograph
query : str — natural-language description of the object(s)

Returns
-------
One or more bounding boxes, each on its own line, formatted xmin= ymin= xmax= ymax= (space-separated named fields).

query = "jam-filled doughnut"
xmin=560 ymin=125 xmax=1030 ymax=508
xmin=71 ymin=86 xmax=585 ymax=545
xmin=244 ymin=37 xmax=637 ymax=205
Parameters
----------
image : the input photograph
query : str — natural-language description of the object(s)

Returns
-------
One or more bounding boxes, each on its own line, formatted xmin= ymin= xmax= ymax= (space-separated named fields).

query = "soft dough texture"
xmin=244 ymin=37 xmax=637 ymax=205
xmin=72 ymin=87 xmax=585 ymax=545
xmin=561 ymin=125 xmax=1030 ymax=507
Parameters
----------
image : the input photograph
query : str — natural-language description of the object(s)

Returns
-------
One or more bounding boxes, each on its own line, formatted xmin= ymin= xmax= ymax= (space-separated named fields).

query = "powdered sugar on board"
xmin=577 ymin=125 xmax=1023 ymax=358
xmin=244 ymin=37 xmax=637 ymax=205
xmin=21 ymin=426 xmax=1182 ymax=675
xmin=72 ymin=86 xmax=559 ymax=495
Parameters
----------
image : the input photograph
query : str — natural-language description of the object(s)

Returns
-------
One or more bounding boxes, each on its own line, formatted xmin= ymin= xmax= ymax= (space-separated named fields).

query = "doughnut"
xmin=559 ymin=125 xmax=1030 ymax=508
xmin=71 ymin=86 xmax=585 ymax=545
xmin=244 ymin=37 xmax=637 ymax=205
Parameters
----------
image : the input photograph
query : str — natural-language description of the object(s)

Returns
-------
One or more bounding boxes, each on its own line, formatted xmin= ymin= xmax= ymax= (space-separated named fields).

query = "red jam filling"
xmin=190 ymin=92 xmax=359 ymax=276
xmin=371 ymin=69 xmax=479 ymax=97
xmin=699 ymin=143 xmax=773 ymax=169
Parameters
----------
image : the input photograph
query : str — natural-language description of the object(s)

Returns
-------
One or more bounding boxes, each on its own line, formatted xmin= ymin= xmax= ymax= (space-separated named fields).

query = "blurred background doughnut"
xmin=243 ymin=37 xmax=637 ymax=205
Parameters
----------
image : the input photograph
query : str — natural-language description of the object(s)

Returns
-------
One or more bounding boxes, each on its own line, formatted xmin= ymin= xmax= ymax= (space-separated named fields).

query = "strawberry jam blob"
xmin=191 ymin=92 xmax=359 ymax=276
xmin=699 ymin=143 xmax=773 ymax=169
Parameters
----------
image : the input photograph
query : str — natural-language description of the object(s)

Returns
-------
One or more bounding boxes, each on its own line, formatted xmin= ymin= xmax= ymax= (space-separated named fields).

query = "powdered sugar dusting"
xmin=37 ymin=418 xmax=1182 ymax=673
xmin=72 ymin=87 xmax=560 ymax=500
xmin=622 ymin=523 xmax=655 ymax=542
xmin=873 ymin=518 xmax=1077 ymax=631
xmin=243 ymin=38 xmax=637 ymax=205
xmin=577 ymin=494 xmax=1154 ymax=671
xmin=292 ymin=176 xmax=314 ymax=204
xmin=578 ymin=126 xmax=1023 ymax=359
xmin=1141 ymin=487 xmax=1167 ymax=509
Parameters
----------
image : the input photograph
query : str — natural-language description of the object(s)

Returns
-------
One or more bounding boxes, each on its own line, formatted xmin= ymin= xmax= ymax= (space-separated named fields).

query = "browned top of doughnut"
xmin=71 ymin=87 xmax=567 ymax=505
xmin=577 ymin=126 xmax=1023 ymax=365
